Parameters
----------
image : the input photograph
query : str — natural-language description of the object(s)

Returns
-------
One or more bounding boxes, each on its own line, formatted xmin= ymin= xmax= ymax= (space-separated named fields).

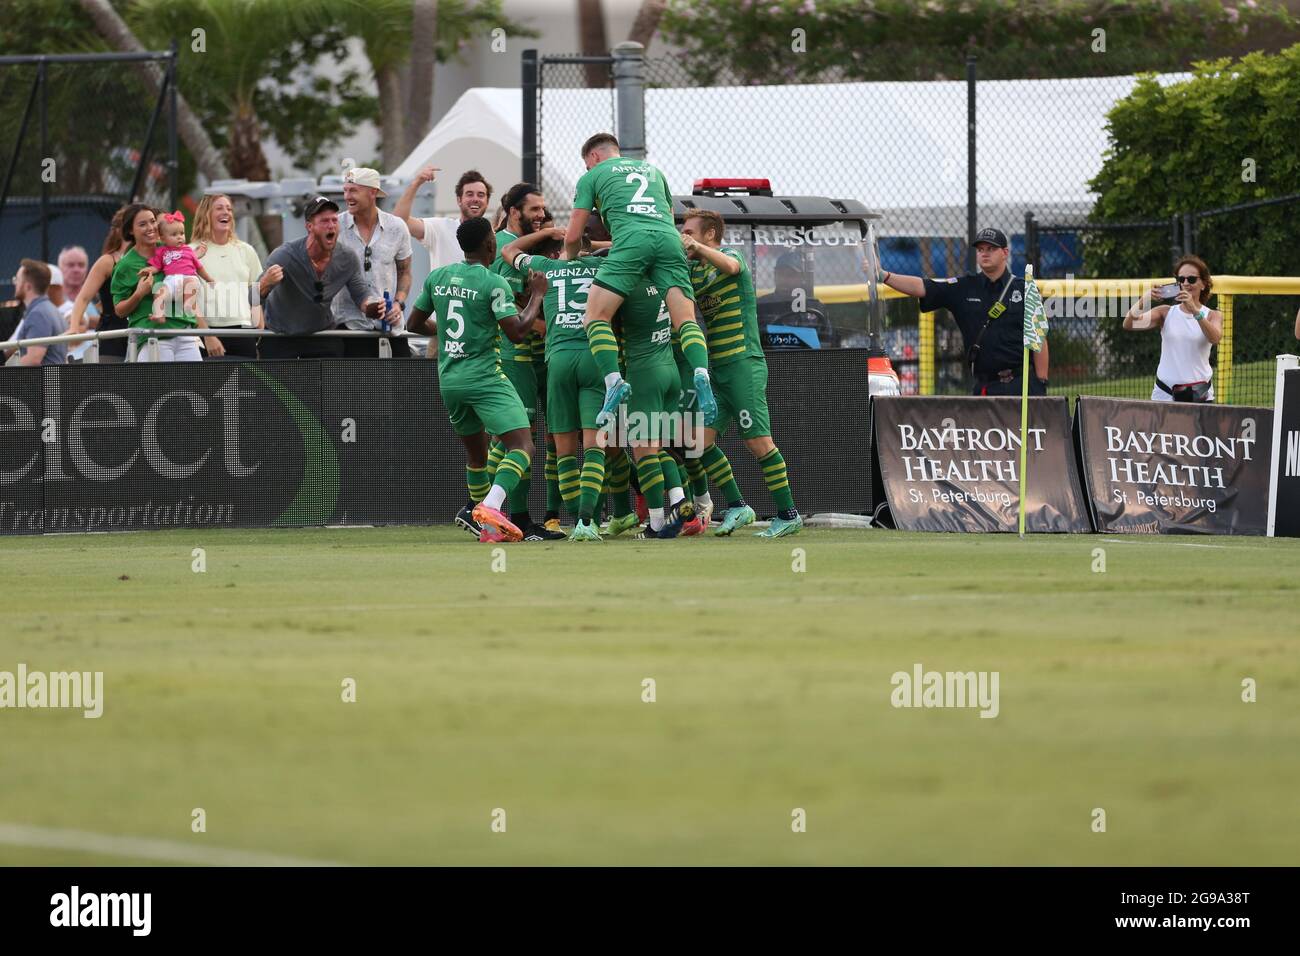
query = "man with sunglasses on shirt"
xmin=259 ymin=196 xmax=399 ymax=360
xmin=878 ymin=227 xmax=1050 ymax=395
xmin=332 ymin=167 xmax=414 ymax=358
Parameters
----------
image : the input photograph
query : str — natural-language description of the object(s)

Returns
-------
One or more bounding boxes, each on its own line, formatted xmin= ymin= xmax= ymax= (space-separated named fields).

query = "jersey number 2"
xmin=626 ymin=172 xmax=652 ymax=205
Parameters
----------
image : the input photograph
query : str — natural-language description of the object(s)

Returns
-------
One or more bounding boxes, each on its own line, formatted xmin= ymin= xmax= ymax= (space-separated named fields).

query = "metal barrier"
xmin=4 ymin=327 xmax=414 ymax=365
xmin=10 ymin=277 xmax=1300 ymax=404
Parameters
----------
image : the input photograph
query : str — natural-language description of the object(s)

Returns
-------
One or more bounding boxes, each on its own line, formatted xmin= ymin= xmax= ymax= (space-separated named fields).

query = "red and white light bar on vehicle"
xmin=691 ymin=178 xmax=773 ymax=197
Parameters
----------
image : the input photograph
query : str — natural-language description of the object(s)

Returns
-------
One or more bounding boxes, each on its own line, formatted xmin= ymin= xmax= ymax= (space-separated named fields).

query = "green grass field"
xmin=2 ymin=526 xmax=1298 ymax=866
xmin=1057 ymin=358 xmax=1279 ymax=407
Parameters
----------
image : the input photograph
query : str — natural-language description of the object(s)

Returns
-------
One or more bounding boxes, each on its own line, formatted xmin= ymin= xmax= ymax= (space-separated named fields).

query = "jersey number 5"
xmin=445 ymin=299 xmax=465 ymax=338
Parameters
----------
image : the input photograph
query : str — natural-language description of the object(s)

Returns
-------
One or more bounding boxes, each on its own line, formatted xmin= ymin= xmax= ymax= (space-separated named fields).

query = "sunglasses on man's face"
xmin=363 ymin=247 xmax=372 ymax=272
xmin=1177 ymin=274 xmax=1200 ymax=284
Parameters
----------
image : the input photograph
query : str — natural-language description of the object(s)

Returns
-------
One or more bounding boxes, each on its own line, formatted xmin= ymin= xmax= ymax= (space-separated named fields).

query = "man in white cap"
xmin=333 ymin=166 xmax=414 ymax=358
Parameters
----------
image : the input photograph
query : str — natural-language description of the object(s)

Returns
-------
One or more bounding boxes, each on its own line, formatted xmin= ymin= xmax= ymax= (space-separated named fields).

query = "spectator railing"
xmin=4 ymin=327 xmax=418 ymax=363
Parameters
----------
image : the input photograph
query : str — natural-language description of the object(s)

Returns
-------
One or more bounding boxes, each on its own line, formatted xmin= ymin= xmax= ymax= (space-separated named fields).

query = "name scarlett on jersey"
xmin=431 ymin=283 xmax=480 ymax=299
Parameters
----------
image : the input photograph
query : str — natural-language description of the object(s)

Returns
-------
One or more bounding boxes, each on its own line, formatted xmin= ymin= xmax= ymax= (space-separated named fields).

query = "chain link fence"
xmin=1025 ymin=194 xmax=1300 ymax=406
xmin=528 ymin=50 xmax=1299 ymax=405
xmin=0 ymin=51 xmax=177 ymax=301
xmin=529 ymin=54 xmax=614 ymax=217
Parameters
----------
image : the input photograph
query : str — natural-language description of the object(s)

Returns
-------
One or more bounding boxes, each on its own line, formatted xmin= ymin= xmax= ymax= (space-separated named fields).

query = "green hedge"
xmin=1088 ymin=43 xmax=1300 ymax=379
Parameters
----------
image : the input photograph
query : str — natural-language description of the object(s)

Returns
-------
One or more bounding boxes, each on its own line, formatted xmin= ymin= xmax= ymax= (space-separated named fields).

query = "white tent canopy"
xmin=391 ymin=73 xmax=1187 ymax=236
xmin=392 ymin=87 xmax=607 ymax=218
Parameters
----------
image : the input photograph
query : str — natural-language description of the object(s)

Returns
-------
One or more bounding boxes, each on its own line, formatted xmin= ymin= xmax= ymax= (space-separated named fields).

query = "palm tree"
xmin=125 ymin=0 xmax=343 ymax=181
xmin=577 ymin=0 xmax=609 ymax=88
xmin=405 ymin=0 xmax=439 ymax=157
xmin=76 ymin=0 xmax=231 ymax=183
xmin=627 ymin=0 xmax=666 ymax=50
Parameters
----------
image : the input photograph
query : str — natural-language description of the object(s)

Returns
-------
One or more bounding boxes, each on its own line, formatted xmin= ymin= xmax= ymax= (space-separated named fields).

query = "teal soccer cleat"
xmin=713 ymin=504 xmax=756 ymax=536
xmin=756 ymin=514 xmax=803 ymax=538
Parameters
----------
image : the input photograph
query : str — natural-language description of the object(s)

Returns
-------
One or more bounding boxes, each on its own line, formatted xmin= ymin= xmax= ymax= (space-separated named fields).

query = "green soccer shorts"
xmin=441 ymin=371 xmax=532 ymax=438
xmin=623 ymin=360 xmax=681 ymax=444
xmin=709 ymin=356 xmax=771 ymax=440
xmin=546 ymin=348 xmax=603 ymax=434
xmin=502 ymin=354 xmax=537 ymax=423
xmin=593 ymin=230 xmax=695 ymax=301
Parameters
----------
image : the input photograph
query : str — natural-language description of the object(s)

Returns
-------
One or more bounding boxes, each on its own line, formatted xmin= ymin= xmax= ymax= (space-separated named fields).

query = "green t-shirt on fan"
xmin=110 ymin=247 xmax=195 ymax=331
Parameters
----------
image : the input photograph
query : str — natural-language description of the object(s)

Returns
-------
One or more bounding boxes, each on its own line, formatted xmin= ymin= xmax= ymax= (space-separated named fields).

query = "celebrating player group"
xmin=407 ymin=133 xmax=802 ymax=543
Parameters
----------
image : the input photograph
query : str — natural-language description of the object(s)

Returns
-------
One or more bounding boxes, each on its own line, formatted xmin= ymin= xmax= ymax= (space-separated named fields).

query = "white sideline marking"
xmin=0 ymin=823 xmax=345 ymax=867
xmin=1100 ymin=538 xmax=1231 ymax=549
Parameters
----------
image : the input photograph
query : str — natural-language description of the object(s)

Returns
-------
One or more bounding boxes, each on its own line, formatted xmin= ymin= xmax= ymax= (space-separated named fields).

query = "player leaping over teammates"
xmin=502 ymin=227 xmax=619 ymax=542
xmin=407 ymin=218 xmax=537 ymax=542
xmin=563 ymin=133 xmax=717 ymax=430
xmin=681 ymin=209 xmax=802 ymax=538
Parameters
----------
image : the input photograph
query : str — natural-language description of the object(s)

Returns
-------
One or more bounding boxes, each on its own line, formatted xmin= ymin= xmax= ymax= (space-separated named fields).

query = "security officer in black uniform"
xmin=877 ymin=227 xmax=1049 ymax=395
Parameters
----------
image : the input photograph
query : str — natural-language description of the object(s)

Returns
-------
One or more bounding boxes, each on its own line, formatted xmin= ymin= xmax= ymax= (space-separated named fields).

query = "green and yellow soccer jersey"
xmin=572 ymin=157 xmax=677 ymax=243
xmin=490 ymin=228 xmax=534 ymax=364
xmin=513 ymin=253 xmax=603 ymax=361
xmin=615 ymin=281 xmax=674 ymax=368
xmin=690 ymin=247 xmax=762 ymax=366
xmin=413 ymin=262 xmax=518 ymax=382
xmin=490 ymin=229 xmax=524 ymax=295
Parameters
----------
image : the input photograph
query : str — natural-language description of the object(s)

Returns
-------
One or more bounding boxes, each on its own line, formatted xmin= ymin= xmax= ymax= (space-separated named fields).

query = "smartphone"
xmin=1152 ymin=282 xmax=1179 ymax=302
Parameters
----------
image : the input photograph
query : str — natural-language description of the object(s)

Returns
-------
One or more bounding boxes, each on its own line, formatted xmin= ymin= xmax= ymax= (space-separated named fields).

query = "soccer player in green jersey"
xmin=485 ymin=183 xmax=564 ymax=541
xmin=502 ymin=228 xmax=613 ymax=542
xmin=563 ymin=133 xmax=717 ymax=432
xmin=613 ymin=278 xmax=698 ymax=538
xmin=406 ymin=217 xmax=538 ymax=543
xmin=681 ymin=209 xmax=802 ymax=538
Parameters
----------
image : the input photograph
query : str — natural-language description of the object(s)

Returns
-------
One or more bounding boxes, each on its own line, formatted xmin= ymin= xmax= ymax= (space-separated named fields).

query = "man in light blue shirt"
xmin=4 ymin=259 xmax=67 ymax=366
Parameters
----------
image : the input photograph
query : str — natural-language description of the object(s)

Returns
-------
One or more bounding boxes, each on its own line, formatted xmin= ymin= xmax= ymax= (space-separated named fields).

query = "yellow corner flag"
xmin=1018 ymin=265 xmax=1048 ymax=538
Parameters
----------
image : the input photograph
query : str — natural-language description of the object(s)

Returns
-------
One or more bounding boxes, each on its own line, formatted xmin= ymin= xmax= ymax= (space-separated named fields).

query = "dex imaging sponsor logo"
xmin=50 ymin=886 xmax=150 ymax=936
xmin=0 ymin=664 xmax=103 ymax=718
xmin=890 ymin=663 xmax=1000 ymax=718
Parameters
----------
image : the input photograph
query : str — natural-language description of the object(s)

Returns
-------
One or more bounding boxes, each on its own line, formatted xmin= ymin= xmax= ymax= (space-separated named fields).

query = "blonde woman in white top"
xmin=1123 ymin=255 xmax=1223 ymax=402
xmin=192 ymin=193 xmax=263 ymax=359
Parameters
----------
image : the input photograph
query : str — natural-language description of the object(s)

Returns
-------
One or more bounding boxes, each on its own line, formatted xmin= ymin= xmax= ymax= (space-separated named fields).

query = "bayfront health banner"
xmin=1074 ymin=396 xmax=1271 ymax=535
xmin=870 ymin=396 xmax=1091 ymax=533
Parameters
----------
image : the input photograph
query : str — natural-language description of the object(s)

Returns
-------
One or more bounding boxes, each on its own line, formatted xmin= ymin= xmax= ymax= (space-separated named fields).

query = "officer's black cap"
xmin=973 ymin=227 xmax=1008 ymax=249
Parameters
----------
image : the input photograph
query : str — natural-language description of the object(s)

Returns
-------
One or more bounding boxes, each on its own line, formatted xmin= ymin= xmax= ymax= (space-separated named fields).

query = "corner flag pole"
xmin=1017 ymin=335 xmax=1030 ymax=538
xmin=1017 ymin=263 xmax=1039 ymax=539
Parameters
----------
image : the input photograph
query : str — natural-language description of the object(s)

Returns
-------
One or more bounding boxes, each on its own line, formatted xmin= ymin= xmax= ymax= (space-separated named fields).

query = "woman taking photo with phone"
xmin=1123 ymin=254 xmax=1223 ymax=402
